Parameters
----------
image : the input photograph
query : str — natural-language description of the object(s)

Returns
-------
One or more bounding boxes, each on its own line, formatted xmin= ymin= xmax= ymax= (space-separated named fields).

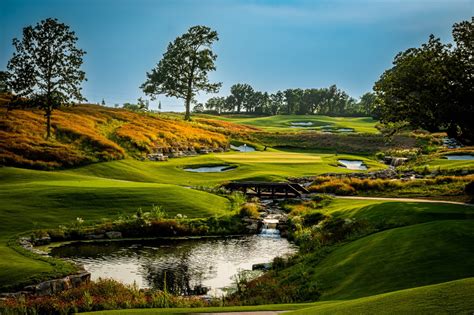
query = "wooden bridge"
xmin=223 ymin=181 xmax=310 ymax=198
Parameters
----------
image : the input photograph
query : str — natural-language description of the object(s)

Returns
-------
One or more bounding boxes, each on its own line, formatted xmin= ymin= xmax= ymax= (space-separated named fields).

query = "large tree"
xmin=7 ymin=18 xmax=87 ymax=139
xmin=374 ymin=17 xmax=473 ymax=141
xmin=141 ymin=25 xmax=221 ymax=120
xmin=229 ymin=83 xmax=254 ymax=113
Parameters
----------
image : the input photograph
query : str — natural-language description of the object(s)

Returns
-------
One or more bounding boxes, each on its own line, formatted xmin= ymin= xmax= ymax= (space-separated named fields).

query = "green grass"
xmin=79 ymin=277 xmax=474 ymax=314
xmin=0 ymin=149 xmax=385 ymax=291
xmin=414 ymin=158 xmax=474 ymax=172
xmin=279 ymin=220 xmax=474 ymax=300
xmin=200 ymin=114 xmax=378 ymax=133
xmin=288 ymin=277 xmax=474 ymax=315
xmin=62 ymin=151 xmax=386 ymax=186
xmin=323 ymin=199 xmax=474 ymax=227
xmin=0 ymin=167 xmax=230 ymax=291
xmin=80 ymin=303 xmax=315 ymax=314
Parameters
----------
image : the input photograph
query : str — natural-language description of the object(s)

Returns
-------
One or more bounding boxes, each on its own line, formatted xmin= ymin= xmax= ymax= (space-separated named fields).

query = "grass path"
xmin=336 ymin=196 xmax=473 ymax=206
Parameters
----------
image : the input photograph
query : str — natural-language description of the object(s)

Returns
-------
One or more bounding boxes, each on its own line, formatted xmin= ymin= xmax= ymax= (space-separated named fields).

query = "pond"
xmin=231 ymin=144 xmax=256 ymax=152
xmin=444 ymin=155 xmax=474 ymax=160
xmin=290 ymin=121 xmax=313 ymax=127
xmin=51 ymin=236 xmax=297 ymax=296
xmin=183 ymin=165 xmax=236 ymax=173
xmin=321 ymin=126 xmax=354 ymax=133
xmin=338 ymin=159 xmax=368 ymax=170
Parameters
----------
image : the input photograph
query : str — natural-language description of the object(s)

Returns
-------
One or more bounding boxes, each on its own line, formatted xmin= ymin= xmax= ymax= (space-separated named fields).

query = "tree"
xmin=229 ymin=83 xmax=254 ymax=113
xmin=205 ymin=96 xmax=226 ymax=113
xmin=7 ymin=18 xmax=87 ymax=139
xmin=0 ymin=71 xmax=9 ymax=93
xmin=141 ymin=25 xmax=221 ymax=120
xmin=374 ymin=35 xmax=451 ymax=133
xmin=358 ymin=92 xmax=378 ymax=117
xmin=449 ymin=17 xmax=474 ymax=141
xmin=374 ymin=17 xmax=474 ymax=142
xmin=101 ymin=98 xmax=106 ymax=106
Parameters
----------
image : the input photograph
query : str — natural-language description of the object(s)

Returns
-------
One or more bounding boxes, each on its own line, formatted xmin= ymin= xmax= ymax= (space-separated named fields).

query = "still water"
xmin=51 ymin=235 xmax=297 ymax=296
xmin=338 ymin=159 xmax=368 ymax=170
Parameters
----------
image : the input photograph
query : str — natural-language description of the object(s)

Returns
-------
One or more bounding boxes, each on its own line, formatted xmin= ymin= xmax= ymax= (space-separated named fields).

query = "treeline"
xmin=195 ymin=84 xmax=378 ymax=117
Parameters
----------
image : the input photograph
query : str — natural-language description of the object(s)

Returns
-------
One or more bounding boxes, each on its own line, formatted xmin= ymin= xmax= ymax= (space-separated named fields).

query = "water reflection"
xmin=51 ymin=236 xmax=297 ymax=296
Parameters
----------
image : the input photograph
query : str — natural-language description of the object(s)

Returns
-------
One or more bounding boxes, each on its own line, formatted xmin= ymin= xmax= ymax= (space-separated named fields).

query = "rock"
xmin=252 ymin=262 xmax=272 ymax=271
xmin=105 ymin=231 xmax=122 ymax=239
xmin=69 ymin=272 xmax=91 ymax=288
xmin=33 ymin=236 xmax=51 ymax=246
xmin=85 ymin=233 xmax=105 ymax=240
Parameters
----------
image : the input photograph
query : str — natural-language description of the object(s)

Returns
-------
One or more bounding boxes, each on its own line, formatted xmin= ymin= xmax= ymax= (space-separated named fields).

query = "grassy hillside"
xmin=0 ymin=103 xmax=257 ymax=169
xmin=289 ymin=277 xmax=474 ymax=315
xmin=199 ymin=114 xmax=378 ymax=133
xmin=61 ymin=151 xmax=386 ymax=185
xmin=277 ymin=220 xmax=474 ymax=300
xmin=0 ymin=167 xmax=230 ymax=291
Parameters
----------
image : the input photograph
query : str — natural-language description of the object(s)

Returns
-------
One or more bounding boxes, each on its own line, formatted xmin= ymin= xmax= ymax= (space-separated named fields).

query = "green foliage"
xmin=0 ymin=278 xmax=210 ymax=314
xmin=6 ymin=18 xmax=87 ymax=139
xmin=374 ymin=17 xmax=474 ymax=143
xmin=141 ymin=25 xmax=221 ymax=120
xmin=239 ymin=203 xmax=260 ymax=219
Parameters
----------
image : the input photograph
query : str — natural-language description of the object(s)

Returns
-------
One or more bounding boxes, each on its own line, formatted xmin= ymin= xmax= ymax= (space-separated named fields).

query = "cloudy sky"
xmin=1 ymin=0 xmax=473 ymax=111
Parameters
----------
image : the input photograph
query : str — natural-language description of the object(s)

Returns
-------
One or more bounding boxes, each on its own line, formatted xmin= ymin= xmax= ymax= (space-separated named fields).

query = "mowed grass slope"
xmin=324 ymin=199 xmax=474 ymax=227
xmin=289 ymin=277 xmax=474 ymax=315
xmin=83 ymin=278 xmax=474 ymax=314
xmin=279 ymin=220 xmax=474 ymax=301
xmin=0 ymin=167 xmax=230 ymax=291
xmin=199 ymin=114 xmax=378 ymax=133
xmin=63 ymin=151 xmax=386 ymax=186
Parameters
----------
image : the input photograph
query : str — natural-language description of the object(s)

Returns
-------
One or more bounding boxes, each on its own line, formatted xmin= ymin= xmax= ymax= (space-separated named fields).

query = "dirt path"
xmin=335 ymin=196 xmax=473 ymax=206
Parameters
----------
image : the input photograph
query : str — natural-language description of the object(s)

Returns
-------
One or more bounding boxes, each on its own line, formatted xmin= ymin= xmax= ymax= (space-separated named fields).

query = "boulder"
xmin=252 ymin=262 xmax=272 ymax=271
xmin=69 ymin=272 xmax=91 ymax=288
xmin=105 ymin=231 xmax=122 ymax=239
xmin=85 ymin=233 xmax=105 ymax=240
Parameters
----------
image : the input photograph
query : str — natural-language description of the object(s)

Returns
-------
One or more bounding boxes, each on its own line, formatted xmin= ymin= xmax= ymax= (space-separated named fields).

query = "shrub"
xmin=239 ymin=203 xmax=260 ymax=218
xmin=302 ymin=211 xmax=328 ymax=226
xmin=309 ymin=180 xmax=355 ymax=195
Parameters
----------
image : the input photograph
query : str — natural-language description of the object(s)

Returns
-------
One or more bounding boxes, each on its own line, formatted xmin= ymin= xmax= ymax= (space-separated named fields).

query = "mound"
xmin=290 ymin=277 xmax=474 ymax=315
xmin=0 ymin=102 xmax=248 ymax=169
xmin=279 ymin=220 xmax=474 ymax=300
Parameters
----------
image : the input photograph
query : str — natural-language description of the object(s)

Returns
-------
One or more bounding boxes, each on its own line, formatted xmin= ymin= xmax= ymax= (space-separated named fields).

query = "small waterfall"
xmin=260 ymin=218 xmax=280 ymax=238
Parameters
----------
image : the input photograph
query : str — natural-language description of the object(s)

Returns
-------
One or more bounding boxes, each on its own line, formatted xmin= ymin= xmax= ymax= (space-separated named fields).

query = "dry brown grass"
xmin=0 ymin=96 xmax=239 ymax=169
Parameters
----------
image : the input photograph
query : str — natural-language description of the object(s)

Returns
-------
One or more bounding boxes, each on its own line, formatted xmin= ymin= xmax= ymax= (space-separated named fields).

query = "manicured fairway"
xmin=278 ymin=220 xmax=474 ymax=301
xmin=415 ymin=157 xmax=474 ymax=172
xmin=323 ymin=198 xmax=474 ymax=227
xmin=79 ymin=277 xmax=474 ymax=314
xmin=63 ymin=150 xmax=386 ymax=185
xmin=289 ymin=277 xmax=474 ymax=315
xmin=200 ymin=114 xmax=378 ymax=133
xmin=0 ymin=168 xmax=230 ymax=291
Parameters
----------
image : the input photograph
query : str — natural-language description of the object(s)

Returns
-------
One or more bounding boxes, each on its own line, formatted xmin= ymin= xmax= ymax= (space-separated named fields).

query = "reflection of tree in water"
xmin=142 ymin=249 xmax=210 ymax=295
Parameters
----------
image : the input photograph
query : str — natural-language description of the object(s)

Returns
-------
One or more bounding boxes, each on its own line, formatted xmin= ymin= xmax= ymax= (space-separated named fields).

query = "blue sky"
xmin=1 ymin=0 xmax=473 ymax=111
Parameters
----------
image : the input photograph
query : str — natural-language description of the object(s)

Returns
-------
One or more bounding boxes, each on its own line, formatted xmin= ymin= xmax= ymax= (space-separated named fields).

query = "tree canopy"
xmin=6 ymin=18 xmax=87 ymax=139
xmin=374 ymin=17 xmax=473 ymax=142
xmin=141 ymin=25 xmax=221 ymax=120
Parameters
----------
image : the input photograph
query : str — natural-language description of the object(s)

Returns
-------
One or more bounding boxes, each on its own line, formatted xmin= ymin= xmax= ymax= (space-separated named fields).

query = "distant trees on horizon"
xmin=199 ymin=84 xmax=378 ymax=118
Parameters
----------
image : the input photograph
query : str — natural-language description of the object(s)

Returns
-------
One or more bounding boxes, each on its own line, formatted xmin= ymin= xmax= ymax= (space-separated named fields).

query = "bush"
xmin=302 ymin=211 xmax=328 ymax=226
xmin=309 ymin=180 xmax=355 ymax=195
xmin=239 ymin=203 xmax=260 ymax=219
